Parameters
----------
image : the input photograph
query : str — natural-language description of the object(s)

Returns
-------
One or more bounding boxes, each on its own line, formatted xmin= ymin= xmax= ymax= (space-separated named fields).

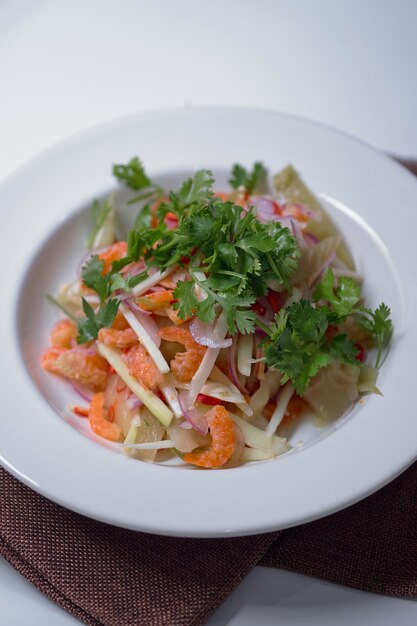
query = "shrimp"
xmin=183 ymin=405 xmax=235 ymax=468
xmin=158 ymin=326 xmax=206 ymax=382
xmin=50 ymin=319 xmax=77 ymax=349
xmin=98 ymin=241 xmax=128 ymax=275
xmin=88 ymin=392 xmax=122 ymax=442
xmin=124 ymin=344 xmax=163 ymax=389
xmin=98 ymin=327 xmax=138 ymax=348
xmin=111 ymin=311 xmax=130 ymax=330
xmin=165 ymin=306 xmax=187 ymax=326
xmin=136 ymin=290 xmax=174 ymax=311
xmin=41 ymin=348 xmax=108 ymax=390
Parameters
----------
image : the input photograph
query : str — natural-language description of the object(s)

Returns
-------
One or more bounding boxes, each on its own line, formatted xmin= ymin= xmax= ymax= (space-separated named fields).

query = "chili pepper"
xmin=267 ymin=289 xmax=282 ymax=313
xmin=197 ymin=393 xmax=223 ymax=406
xmin=72 ymin=406 xmax=89 ymax=418
xmin=355 ymin=343 xmax=365 ymax=363
xmin=251 ymin=302 xmax=267 ymax=316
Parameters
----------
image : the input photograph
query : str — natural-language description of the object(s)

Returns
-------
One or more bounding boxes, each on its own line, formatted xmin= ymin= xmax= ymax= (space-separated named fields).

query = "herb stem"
xmin=46 ymin=294 xmax=78 ymax=322
xmin=255 ymin=318 xmax=271 ymax=335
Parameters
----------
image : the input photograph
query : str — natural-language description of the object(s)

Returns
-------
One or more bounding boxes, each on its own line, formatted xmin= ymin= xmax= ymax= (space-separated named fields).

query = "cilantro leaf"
xmin=110 ymin=269 xmax=149 ymax=293
xmin=196 ymin=294 xmax=217 ymax=323
xmin=113 ymin=157 xmax=152 ymax=190
xmin=372 ymin=303 xmax=393 ymax=340
xmin=358 ymin=303 xmax=393 ymax=367
xmin=97 ymin=299 xmax=120 ymax=328
xmin=229 ymin=162 xmax=267 ymax=194
xmin=288 ymin=300 xmax=328 ymax=343
xmin=329 ymin=333 xmax=360 ymax=364
xmin=228 ymin=308 xmax=256 ymax=335
xmin=172 ymin=281 xmax=199 ymax=319
xmin=77 ymin=299 xmax=100 ymax=343
xmin=314 ymin=270 xmax=393 ymax=367
xmin=263 ymin=300 xmax=360 ymax=394
xmin=81 ymin=255 xmax=109 ymax=303
xmin=127 ymin=223 xmax=170 ymax=262
xmin=168 ymin=170 xmax=214 ymax=217
xmin=313 ymin=268 xmax=360 ymax=317
xmin=76 ymin=298 xmax=119 ymax=344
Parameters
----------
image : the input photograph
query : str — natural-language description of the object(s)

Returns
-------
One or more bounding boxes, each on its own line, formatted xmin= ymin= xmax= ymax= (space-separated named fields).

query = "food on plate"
xmin=42 ymin=157 xmax=393 ymax=467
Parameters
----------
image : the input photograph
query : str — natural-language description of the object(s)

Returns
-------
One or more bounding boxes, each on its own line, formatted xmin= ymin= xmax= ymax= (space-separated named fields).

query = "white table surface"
xmin=1 ymin=1 xmax=416 ymax=625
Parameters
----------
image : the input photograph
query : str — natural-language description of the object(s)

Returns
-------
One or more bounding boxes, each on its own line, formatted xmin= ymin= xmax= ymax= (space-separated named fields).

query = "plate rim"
xmin=1 ymin=105 xmax=417 ymax=537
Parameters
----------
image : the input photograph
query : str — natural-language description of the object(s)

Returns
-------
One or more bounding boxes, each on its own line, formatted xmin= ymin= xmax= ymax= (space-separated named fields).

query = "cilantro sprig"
xmin=46 ymin=156 xmax=394 ymax=398
xmin=263 ymin=301 xmax=359 ymax=394
xmin=75 ymin=254 xmax=145 ymax=343
xmin=114 ymin=163 xmax=300 ymax=335
xmin=313 ymin=268 xmax=393 ymax=367
xmin=229 ymin=162 xmax=267 ymax=195
xmin=263 ymin=267 xmax=393 ymax=393
xmin=113 ymin=157 xmax=152 ymax=190
xmin=313 ymin=268 xmax=360 ymax=318
xmin=113 ymin=156 xmax=163 ymax=208
xmin=76 ymin=298 xmax=120 ymax=344
xmin=358 ymin=303 xmax=393 ymax=368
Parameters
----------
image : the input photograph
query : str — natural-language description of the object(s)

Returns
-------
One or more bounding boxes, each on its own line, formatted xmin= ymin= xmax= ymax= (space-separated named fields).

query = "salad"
xmin=42 ymin=158 xmax=393 ymax=468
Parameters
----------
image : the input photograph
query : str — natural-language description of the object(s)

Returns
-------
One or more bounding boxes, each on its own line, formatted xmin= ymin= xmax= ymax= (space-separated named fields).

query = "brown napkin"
xmin=1 ymin=159 xmax=416 ymax=626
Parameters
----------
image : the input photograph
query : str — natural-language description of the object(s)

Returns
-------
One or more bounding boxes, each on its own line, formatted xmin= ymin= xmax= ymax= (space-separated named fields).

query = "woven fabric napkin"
xmin=1 ymin=159 xmax=416 ymax=626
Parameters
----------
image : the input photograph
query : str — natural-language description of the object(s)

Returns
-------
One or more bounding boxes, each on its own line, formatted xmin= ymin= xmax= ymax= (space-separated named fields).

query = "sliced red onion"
xmin=148 ymin=285 xmax=166 ymax=293
xmin=165 ymin=218 xmax=178 ymax=230
xmin=251 ymin=196 xmax=276 ymax=222
xmin=123 ymin=296 xmax=152 ymax=316
xmin=69 ymin=380 xmax=93 ymax=402
xmin=308 ymin=251 xmax=336 ymax=289
xmin=177 ymin=419 xmax=193 ymax=430
xmin=189 ymin=318 xmax=232 ymax=349
xmin=77 ymin=246 xmax=110 ymax=279
xmin=83 ymin=294 xmax=100 ymax=307
xmin=304 ymin=232 xmax=320 ymax=245
xmin=66 ymin=345 xmax=97 ymax=357
xmin=253 ymin=297 xmax=274 ymax=326
xmin=290 ymin=218 xmax=308 ymax=252
xmin=227 ymin=337 xmax=249 ymax=395
xmin=126 ymin=395 xmax=143 ymax=410
xmin=171 ymin=268 xmax=190 ymax=285
xmin=120 ymin=260 xmax=145 ymax=276
xmin=84 ymin=346 xmax=98 ymax=356
xmin=178 ymin=390 xmax=208 ymax=434
xmin=282 ymin=202 xmax=320 ymax=221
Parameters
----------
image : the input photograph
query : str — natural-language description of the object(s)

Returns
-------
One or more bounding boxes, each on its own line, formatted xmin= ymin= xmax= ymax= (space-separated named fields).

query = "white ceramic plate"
xmin=1 ymin=107 xmax=417 ymax=537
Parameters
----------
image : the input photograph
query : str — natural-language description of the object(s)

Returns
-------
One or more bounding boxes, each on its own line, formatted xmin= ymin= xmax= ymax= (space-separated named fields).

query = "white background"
xmin=1 ymin=1 xmax=416 ymax=624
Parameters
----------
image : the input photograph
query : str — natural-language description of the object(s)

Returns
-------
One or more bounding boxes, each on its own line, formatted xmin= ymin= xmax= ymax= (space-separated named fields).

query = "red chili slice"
xmin=72 ymin=406 xmax=89 ymax=418
xmin=355 ymin=343 xmax=365 ymax=363
xmin=251 ymin=302 xmax=267 ymax=316
xmin=197 ymin=393 xmax=223 ymax=406
xmin=267 ymin=289 xmax=283 ymax=313
xmin=273 ymin=200 xmax=283 ymax=215
xmin=325 ymin=325 xmax=339 ymax=341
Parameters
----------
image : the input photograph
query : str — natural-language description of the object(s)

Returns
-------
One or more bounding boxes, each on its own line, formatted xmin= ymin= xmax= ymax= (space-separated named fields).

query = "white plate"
xmin=1 ymin=107 xmax=417 ymax=537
